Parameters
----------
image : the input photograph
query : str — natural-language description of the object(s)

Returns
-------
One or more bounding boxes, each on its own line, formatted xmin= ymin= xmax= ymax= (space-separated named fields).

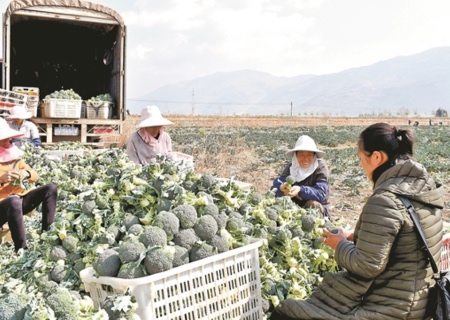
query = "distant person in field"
xmin=126 ymin=105 xmax=173 ymax=165
xmin=6 ymin=105 xmax=41 ymax=148
xmin=272 ymin=135 xmax=331 ymax=218
xmin=270 ymin=123 xmax=444 ymax=320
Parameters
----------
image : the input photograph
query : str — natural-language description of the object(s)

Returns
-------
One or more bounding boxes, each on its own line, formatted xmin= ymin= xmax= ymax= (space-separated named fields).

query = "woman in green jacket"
xmin=271 ymin=123 xmax=444 ymax=320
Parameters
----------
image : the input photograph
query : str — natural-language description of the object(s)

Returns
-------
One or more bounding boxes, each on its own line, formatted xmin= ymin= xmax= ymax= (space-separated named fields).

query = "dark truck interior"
xmin=9 ymin=15 xmax=121 ymax=117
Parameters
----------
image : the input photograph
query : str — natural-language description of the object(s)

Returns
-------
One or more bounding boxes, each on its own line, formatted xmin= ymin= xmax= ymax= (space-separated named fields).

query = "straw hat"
xmin=0 ymin=117 xmax=24 ymax=140
xmin=136 ymin=105 xmax=173 ymax=128
xmin=6 ymin=105 xmax=32 ymax=120
xmin=286 ymin=135 xmax=325 ymax=158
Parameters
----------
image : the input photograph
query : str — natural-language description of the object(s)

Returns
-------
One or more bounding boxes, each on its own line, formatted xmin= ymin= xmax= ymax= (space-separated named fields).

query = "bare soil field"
xmin=121 ymin=115 xmax=449 ymax=227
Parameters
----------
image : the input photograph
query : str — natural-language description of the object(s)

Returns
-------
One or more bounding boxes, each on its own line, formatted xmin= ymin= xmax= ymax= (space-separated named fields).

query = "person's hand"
xmin=280 ymin=183 xmax=300 ymax=197
xmin=321 ymin=228 xmax=347 ymax=250
xmin=0 ymin=171 xmax=9 ymax=185
xmin=18 ymin=170 xmax=30 ymax=181
xmin=9 ymin=170 xmax=23 ymax=181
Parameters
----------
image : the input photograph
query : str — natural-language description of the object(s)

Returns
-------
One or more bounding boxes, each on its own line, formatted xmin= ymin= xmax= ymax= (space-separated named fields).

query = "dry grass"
xmin=110 ymin=115 xmax=449 ymax=226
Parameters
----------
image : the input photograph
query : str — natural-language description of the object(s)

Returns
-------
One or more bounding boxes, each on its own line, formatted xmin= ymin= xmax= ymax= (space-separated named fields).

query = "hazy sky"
xmin=2 ymin=0 xmax=450 ymax=99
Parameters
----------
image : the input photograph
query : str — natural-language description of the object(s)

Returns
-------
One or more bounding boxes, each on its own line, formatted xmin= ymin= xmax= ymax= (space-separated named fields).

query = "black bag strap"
xmin=397 ymin=196 xmax=439 ymax=274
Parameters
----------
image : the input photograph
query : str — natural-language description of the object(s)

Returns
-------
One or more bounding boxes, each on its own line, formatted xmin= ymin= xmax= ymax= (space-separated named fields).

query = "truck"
xmin=1 ymin=0 xmax=126 ymax=147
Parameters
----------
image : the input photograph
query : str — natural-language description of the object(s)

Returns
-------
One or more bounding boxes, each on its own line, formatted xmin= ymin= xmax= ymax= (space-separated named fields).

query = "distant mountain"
xmin=127 ymin=47 xmax=450 ymax=116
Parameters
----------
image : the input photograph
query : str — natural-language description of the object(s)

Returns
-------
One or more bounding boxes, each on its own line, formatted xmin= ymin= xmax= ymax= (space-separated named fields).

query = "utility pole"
xmin=191 ymin=89 xmax=195 ymax=115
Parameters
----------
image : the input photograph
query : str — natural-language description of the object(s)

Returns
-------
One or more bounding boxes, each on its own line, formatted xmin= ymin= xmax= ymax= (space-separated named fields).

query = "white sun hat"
xmin=286 ymin=135 xmax=325 ymax=158
xmin=136 ymin=105 xmax=173 ymax=128
xmin=6 ymin=105 xmax=32 ymax=120
xmin=0 ymin=117 xmax=24 ymax=140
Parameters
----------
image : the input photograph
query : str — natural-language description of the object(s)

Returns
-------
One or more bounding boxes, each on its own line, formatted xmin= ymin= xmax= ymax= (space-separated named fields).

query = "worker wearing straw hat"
xmin=126 ymin=105 xmax=174 ymax=165
xmin=6 ymin=105 xmax=41 ymax=147
xmin=0 ymin=117 xmax=57 ymax=255
xmin=272 ymin=135 xmax=331 ymax=218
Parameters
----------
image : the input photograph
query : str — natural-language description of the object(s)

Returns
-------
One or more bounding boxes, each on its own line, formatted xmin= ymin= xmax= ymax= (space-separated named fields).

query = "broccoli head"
xmin=198 ymin=203 xmax=219 ymax=219
xmin=144 ymin=246 xmax=175 ymax=275
xmin=45 ymin=287 xmax=80 ymax=320
xmin=73 ymin=260 xmax=86 ymax=273
xmin=172 ymin=228 xmax=200 ymax=250
xmin=93 ymin=248 xmax=122 ymax=277
xmin=265 ymin=207 xmax=279 ymax=222
xmin=152 ymin=211 xmax=180 ymax=241
xmin=118 ymin=240 xmax=146 ymax=264
xmin=81 ymin=199 xmax=96 ymax=214
xmin=239 ymin=202 xmax=252 ymax=215
xmin=117 ymin=262 xmax=147 ymax=279
xmin=190 ymin=242 xmax=217 ymax=262
xmin=127 ymin=224 xmax=144 ymax=236
xmin=172 ymin=203 xmax=198 ymax=229
xmin=62 ymin=234 xmax=79 ymax=253
xmin=49 ymin=245 xmax=68 ymax=262
xmin=215 ymin=211 xmax=229 ymax=229
xmin=139 ymin=225 xmax=167 ymax=248
xmin=247 ymin=191 xmax=262 ymax=206
xmin=226 ymin=217 xmax=246 ymax=237
xmin=107 ymin=224 xmax=122 ymax=242
xmin=301 ymin=214 xmax=317 ymax=232
xmin=124 ymin=214 xmax=141 ymax=231
xmin=207 ymin=234 xmax=230 ymax=253
xmin=102 ymin=291 xmax=139 ymax=320
xmin=0 ymin=293 xmax=28 ymax=320
xmin=50 ymin=263 xmax=68 ymax=283
xmin=194 ymin=215 xmax=218 ymax=241
xmin=289 ymin=224 xmax=305 ymax=239
xmin=199 ymin=173 xmax=217 ymax=189
xmin=172 ymin=245 xmax=189 ymax=268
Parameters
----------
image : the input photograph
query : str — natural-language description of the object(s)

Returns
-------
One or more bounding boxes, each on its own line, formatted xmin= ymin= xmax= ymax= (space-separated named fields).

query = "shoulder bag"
xmin=398 ymin=196 xmax=450 ymax=320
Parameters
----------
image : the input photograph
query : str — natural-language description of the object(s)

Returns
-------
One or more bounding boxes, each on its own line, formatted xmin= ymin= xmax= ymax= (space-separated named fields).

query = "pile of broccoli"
xmin=0 ymin=145 xmax=338 ymax=319
xmin=92 ymin=198 xmax=254 ymax=278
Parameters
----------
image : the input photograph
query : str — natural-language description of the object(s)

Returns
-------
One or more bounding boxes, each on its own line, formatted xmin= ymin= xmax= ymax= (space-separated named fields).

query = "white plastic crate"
xmin=27 ymin=105 xmax=38 ymax=117
xmin=440 ymin=233 xmax=450 ymax=272
xmin=43 ymin=149 xmax=85 ymax=160
xmin=86 ymin=100 xmax=111 ymax=119
xmin=168 ymin=151 xmax=195 ymax=172
xmin=44 ymin=99 xmax=82 ymax=118
xmin=0 ymin=88 xmax=28 ymax=108
xmin=217 ymin=178 xmax=253 ymax=192
xmin=12 ymin=86 xmax=39 ymax=97
xmin=54 ymin=125 xmax=79 ymax=136
xmin=80 ymin=240 xmax=264 ymax=320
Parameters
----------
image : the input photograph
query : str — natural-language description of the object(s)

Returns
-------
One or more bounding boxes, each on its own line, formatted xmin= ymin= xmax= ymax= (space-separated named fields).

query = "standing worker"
xmin=6 ymin=105 xmax=41 ymax=147
xmin=126 ymin=105 xmax=174 ymax=165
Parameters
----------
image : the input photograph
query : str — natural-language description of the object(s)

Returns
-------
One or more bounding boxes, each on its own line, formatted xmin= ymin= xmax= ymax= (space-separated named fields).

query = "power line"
xmin=126 ymin=98 xmax=293 ymax=106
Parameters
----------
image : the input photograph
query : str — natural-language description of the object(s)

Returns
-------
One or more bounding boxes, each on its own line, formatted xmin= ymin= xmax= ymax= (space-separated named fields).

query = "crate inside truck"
xmin=2 ymin=0 xmax=126 ymax=147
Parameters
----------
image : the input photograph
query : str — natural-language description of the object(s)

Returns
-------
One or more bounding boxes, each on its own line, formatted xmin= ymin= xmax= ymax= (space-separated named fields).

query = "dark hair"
xmin=358 ymin=123 xmax=415 ymax=183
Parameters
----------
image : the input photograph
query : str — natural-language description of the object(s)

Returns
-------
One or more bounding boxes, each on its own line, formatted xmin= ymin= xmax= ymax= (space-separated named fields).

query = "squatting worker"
xmin=126 ymin=105 xmax=174 ymax=165
xmin=6 ymin=105 xmax=41 ymax=147
xmin=272 ymin=135 xmax=331 ymax=218
xmin=270 ymin=123 xmax=444 ymax=320
xmin=0 ymin=117 xmax=57 ymax=255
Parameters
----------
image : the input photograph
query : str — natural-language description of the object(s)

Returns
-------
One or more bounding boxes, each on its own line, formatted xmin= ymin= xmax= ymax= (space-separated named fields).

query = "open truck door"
xmin=2 ymin=0 xmax=127 ymax=147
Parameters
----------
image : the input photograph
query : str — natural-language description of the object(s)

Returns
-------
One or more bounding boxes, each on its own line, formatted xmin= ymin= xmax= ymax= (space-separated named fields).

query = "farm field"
xmin=122 ymin=115 xmax=450 ymax=226
xmin=0 ymin=115 xmax=448 ymax=319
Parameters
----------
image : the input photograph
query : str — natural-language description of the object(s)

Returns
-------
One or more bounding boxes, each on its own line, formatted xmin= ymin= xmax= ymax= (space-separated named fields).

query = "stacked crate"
xmin=12 ymin=87 xmax=39 ymax=117
xmin=0 ymin=89 xmax=28 ymax=114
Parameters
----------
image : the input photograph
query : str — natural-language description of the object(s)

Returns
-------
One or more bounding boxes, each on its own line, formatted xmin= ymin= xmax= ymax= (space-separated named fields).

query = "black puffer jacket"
xmin=272 ymin=159 xmax=444 ymax=320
